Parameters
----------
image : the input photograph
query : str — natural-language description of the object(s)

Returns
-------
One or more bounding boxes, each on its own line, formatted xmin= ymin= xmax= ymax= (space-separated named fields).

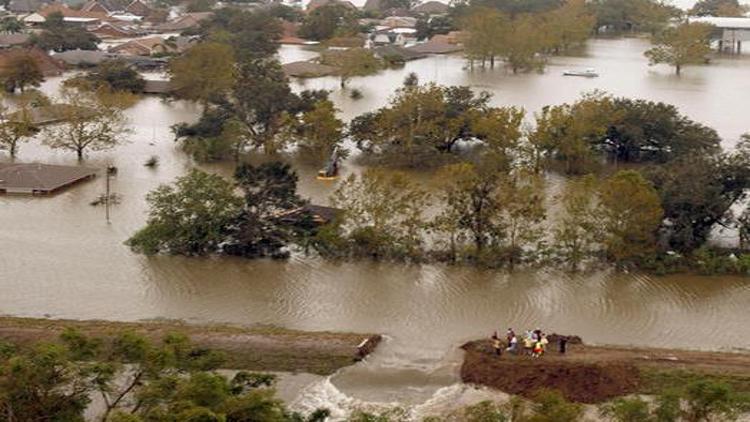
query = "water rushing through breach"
xmin=1 ymin=38 xmax=750 ymax=416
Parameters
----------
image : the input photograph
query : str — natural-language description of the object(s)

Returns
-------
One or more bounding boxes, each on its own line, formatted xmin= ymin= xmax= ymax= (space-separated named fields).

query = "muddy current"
xmin=2 ymin=38 xmax=750 ymax=417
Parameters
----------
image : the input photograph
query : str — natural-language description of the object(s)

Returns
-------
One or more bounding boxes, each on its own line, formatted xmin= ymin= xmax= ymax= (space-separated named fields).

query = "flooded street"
xmin=1 ymin=37 xmax=750 ymax=415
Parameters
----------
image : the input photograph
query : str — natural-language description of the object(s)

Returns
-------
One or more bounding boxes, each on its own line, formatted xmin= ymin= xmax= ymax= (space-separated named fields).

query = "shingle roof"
xmin=373 ymin=45 xmax=426 ymax=61
xmin=282 ymin=60 xmax=337 ymax=77
xmin=412 ymin=1 xmax=449 ymax=14
xmin=0 ymin=163 xmax=97 ymax=193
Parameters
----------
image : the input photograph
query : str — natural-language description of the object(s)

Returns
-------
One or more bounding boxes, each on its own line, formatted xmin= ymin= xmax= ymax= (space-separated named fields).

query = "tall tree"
xmin=298 ymin=4 xmax=360 ymax=41
xmin=281 ymin=99 xmax=345 ymax=164
xmin=331 ymin=169 xmax=430 ymax=260
xmin=644 ymin=22 xmax=714 ymax=75
xmin=0 ymin=51 xmax=44 ymax=93
xmin=224 ymin=162 xmax=305 ymax=259
xmin=230 ymin=59 xmax=296 ymax=154
xmin=127 ymin=169 xmax=242 ymax=255
xmin=690 ymin=0 xmax=746 ymax=16
xmin=320 ymin=48 xmax=380 ymax=88
xmin=0 ymin=99 xmax=39 ymax=158
xmin=598 ymin=170 xmax=663 ymax=265
xmin=30 ymin=12 xmax=100 ymax=52
xmin=169 ymin=42 xmax=235 ymax=106
xmin=41 ymin=89 xmax=130 ymax=160
xmin=553 ymin=174 xmax=601 ymax=271
xmin=202 ymin=9 xmax=282 ymax=61
xmin=74 ymin=60 xmax=146 ymax=94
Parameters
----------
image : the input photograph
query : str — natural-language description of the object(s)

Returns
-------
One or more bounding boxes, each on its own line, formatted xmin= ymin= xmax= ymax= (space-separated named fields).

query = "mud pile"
xmin=460 ymin=340 xmax=640 ymax=403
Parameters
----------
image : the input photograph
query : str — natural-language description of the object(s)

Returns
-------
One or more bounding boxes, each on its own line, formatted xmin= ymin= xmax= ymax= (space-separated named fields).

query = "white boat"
xmin=563 ymin=68 xmax=599 ymax=77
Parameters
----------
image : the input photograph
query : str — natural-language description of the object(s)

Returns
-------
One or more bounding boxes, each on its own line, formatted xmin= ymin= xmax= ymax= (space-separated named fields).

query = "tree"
xmin=77 ymin=60 xmax=146 ymax=93
xmin=599 ymin=397 xmax=652 ymax=422
xmin=0 ymin=100 xmax=38 ymax=158
xmin=41 ymin=89 xmax=130 ymax=160
xmin=540 ymin=0 xmax=596 ymax=54
xmin=553 ymin=175 xmax=601 ymax=271
xmin=174 ymin=105 xmax=246 ymax=162
xmin=690 ymin=0 xmax=746 ymax=16
xmin=201 ymin=9 xmax=282 ymax=61
xmin=331 ymin=169 xmax=430 ymax=260
xmin=351 ymin=83 xmax=492 ymax=166
xmin=530 ymin=93 xmax=614 ymax=174
xmin=224 ymin=162 xmax=305 ymax=259
xmin=230 ymin=59 xmax=296 ymax=154
xmin=645 ymin=22 xmax=714 ymax=75
xmin=30 ymin=12 xmax=100 ymax=52
xmin=0 ymin=342 xmax=92 ymax=421
xmin=0 ymin=17 xmax=22 ymax=34
xmin=298 ymin=4 xmax=360 ymax=41
xmin=0 ymin=51 xmax=44 ymax=93
xmin=127 ymin=170 xmax=242 ymax=255
xmin=281 ymin=99 xmax=345 ymax=164
xmin=169 ymin=42 xmax=235 ymax=106
xmin=647 ymin=146 xmax=750 ymax=252
xmin=590 ymin=0 xmax=679 ymax=34
xmin=470 ymin=106 xmax=525 ymax=160
xmin=320 ymin=48 xmax=380 ymax=88
xmin=599 ymin=170 xmax=663 ymax=265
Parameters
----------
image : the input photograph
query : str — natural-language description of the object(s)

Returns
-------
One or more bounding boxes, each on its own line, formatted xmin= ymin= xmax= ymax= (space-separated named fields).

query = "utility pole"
xmin=105 ymin=165 xmax=117 ymax=224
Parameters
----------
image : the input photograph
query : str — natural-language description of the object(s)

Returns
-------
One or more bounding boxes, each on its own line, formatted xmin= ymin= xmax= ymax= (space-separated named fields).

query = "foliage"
xmin=600 ymin=397 xmax=652 ymax=422
xmin=169 ymin=42 xmax=235 ymax=105
xmin=281 ymin=99 xmax=345 ymax=164
xmin=0 ymin=17 xmax=22 ymax=34
xmin=598 ymin=170 xmax=663 ymax=266
xmin=415 ymin=15 xmax=455 ymax=41
xmin=590 ymin=0 xmax=680 ymax=34
xmin=0 ymin=51 xmax=43 ymax=93
xmin=224 ymin=162 xmax=306 ymax=259
xmin=41 ymin=88 xmax=130 ymax=160
xmin=645 ymin=22 xmax=714 ymax=75
xmin=298 ymin=4 xmax=360 ymax=41
xmin=646 ymin=143 xmax=750 ymax=252
xmin=530 ymin=93 xmax=721 ymax=173
xmin=200 ymin=9 xmax=282 ymax=61
xmin=230 ymin=59 xmax=296 ymax=154
xmin=173 ymin=103 xmax=242 ymax=162
xmin=552 ymin=174 xmax=601 ymax=271
xmin=351 ymin=83 xmax=492 ymax=166
xmin=0 ymin=330 xmax=322 ymax=422
xmin=0 ymin=96 xmax=39 ymax=158
xmin=320 ymin=48 xmax=380 ymax=88
xmin=74 ymin=60 xmax=146 ymax=94
xmin=690 ymin=0 xmax=747 ymax=17
xmin=30 ymin=12 xmax=100 ymax=52
xmin=431 ymin=159 xmax=546 ymax=268
xmin=330 ymin=169 xmax=431 ymax=260
xmin=126 ymin=169 xmax=242 ymax=256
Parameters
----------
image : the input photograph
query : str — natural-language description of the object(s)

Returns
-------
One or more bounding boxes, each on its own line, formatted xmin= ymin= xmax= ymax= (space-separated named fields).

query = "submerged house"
xmin=0 ymin=163 xmax=97 ymax=195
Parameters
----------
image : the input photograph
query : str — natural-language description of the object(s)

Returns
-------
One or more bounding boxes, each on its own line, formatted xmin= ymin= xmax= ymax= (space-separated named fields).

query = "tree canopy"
xmin=30 ymin=12 xmax=100 ymax=52
xmin=645 ymin=22 xmax=714 ymax=75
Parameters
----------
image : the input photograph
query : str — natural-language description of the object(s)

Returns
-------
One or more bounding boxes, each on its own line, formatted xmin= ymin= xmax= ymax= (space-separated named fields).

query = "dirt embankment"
xmin=0 ymin=316 xmax=381 ymax=375
xmin=461 ymin=338 xmax=750 ymax=404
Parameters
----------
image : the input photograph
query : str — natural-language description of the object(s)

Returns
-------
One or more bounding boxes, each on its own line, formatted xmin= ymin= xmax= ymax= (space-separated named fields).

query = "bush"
xmin=350 ymin=88 xmax=363 ymax=100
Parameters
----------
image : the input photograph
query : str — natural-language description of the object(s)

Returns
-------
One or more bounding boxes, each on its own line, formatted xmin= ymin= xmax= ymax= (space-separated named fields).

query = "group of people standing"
xmin=491 ymin=328 xmax=568 ymax=358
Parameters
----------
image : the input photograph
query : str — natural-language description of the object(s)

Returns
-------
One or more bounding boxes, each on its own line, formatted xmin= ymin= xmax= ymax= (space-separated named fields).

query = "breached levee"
xmin=0 ymin=316 xmax=381 ymax=375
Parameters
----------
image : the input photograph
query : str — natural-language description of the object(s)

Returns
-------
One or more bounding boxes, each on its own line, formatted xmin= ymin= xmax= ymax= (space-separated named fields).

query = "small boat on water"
xmin=563 ymin=68 xmax=599 ymax=77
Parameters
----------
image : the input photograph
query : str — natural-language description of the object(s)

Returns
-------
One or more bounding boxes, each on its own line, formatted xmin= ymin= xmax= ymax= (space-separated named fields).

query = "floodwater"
xmin=1 ymin=38 xmax=750 ymax=417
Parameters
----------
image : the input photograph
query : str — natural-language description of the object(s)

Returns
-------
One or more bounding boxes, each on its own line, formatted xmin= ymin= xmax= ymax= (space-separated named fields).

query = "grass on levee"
xmin=639 ymin=368 xmax=750 ymax=395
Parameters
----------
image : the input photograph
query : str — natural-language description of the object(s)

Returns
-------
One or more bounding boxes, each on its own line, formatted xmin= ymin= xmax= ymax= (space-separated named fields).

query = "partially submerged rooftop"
xmin=0 ymin=163 xmax=97 ymax=195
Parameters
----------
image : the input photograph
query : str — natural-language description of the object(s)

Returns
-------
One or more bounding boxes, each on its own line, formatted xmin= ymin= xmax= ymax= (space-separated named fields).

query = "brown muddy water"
xmin=1 ymin=38 xmax=750 ymax=418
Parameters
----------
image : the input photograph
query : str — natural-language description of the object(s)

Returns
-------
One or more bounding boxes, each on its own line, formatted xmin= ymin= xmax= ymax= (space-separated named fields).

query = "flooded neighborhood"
xmin=1 ymin=0 xmax=750 ymax=420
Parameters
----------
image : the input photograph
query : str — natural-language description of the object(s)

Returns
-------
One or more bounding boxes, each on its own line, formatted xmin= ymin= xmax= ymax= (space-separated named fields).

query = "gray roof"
xmin=52 ymin=49 xmax=111 ymax=66
xmin=412 ymin=1 xmax=449 ymax=14
xmin=143 ymin=79 xmax=174 ymax=94
xmin=282 ymin=61 xmax=337 ymax=78
xmin=0 ymin=163 xmax=97 ymax=193
xmin=407 ymin=41 xmax=463 ymax=54
xmin=7 ymin=0 xmax=48 ymax=13
xmin=373 ymin=45 xmax=426 ymax=61
xmin=0 ymin=33 xmax=30 ymax=47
